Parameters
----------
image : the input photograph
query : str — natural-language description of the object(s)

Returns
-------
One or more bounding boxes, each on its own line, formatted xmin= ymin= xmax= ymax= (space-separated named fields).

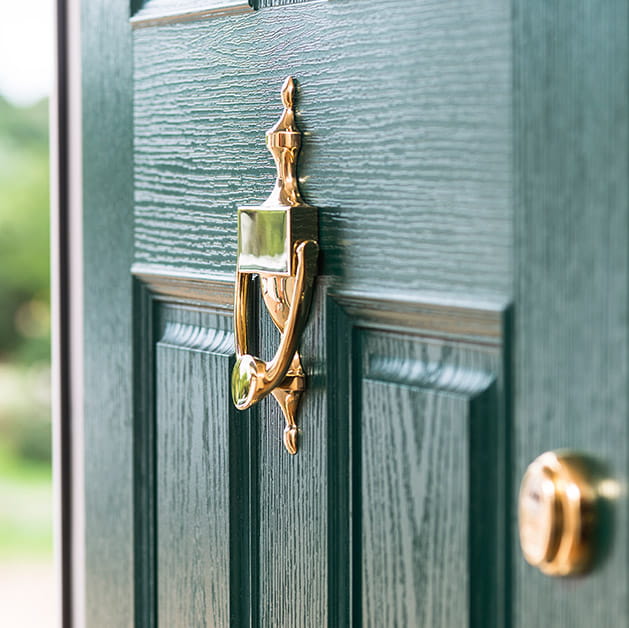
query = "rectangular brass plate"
xmin=237 ymin=207 xmax=291 ymax=275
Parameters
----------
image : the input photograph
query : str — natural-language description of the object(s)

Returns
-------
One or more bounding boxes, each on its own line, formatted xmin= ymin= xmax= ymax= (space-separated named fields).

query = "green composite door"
xmin=81 ymin=0 xmax=629 ymax=626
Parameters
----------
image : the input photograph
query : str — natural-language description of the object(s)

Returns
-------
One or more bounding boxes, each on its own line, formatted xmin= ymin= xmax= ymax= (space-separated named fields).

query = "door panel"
xmin=132 ymin=0 xmax=511 ymax=298
xmin=79 ymin=0 xmax=629 ymax=626
xmin=133 ymin=272 xmax=507 ymax=627
xmin=256 ymin=286 xmax=329 ymax=627
xmin=130 ymin=2 xmax=513 ymax=625
xmin=513 ymin=1 xmax=629 ymax=625
xmin=156 ymin=307 xmax=233 ymax=626
xmin=134 ymin=278 xmax=252 ymax=627
xmin=360 ymin=331 xmax=501 ymax=627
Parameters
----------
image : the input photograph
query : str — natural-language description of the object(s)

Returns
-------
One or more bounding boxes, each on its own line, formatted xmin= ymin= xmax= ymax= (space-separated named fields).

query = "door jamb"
xmin=53 ymin=0 xmax=84 ymax=625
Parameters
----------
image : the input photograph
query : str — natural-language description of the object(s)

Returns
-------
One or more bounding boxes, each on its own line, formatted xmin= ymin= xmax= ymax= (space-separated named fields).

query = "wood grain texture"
xmin=335 ymin=289 xmax=505 ymax=343
xmin=129 ymin=266 xmax=507 ymax=626
xmin=155 ymin=305 xmax=238 ymax=627
xmin=256 ymin=284 xmax=329 ymax=626
xmin=81 ymin=0 xmax=135 ymax=625
xmin=81 ymin=0 xmax=629 ymax=624
xmin=131 ymin=264 xmax=507 ymax=342
xmin=513 ymin=2 xmax=629 ymax=626
xmin=132 ymin=263 xmax=234 ymax=310
xmin=362 ymin=383 xmax=469 ymax=627
xmin=133 ymin=0 xmax=512 ymax=301
xmin=360 ymin=330 xmax=502 ymax=627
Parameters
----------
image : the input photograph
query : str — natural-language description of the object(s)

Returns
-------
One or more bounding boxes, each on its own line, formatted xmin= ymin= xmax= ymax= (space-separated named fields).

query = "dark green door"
xmin=80 ymin=0 xmax=629 ymax=626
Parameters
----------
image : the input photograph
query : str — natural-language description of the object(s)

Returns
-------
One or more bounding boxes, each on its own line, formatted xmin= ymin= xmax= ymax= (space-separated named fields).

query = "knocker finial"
xmin=264 ymin=76 xmax=305 ymax=208
xmin=281 ymin=76 xmax=295 ymax=109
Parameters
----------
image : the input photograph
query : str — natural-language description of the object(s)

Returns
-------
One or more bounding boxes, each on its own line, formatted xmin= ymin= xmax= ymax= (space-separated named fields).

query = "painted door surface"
xmin=81 ymin=0 xmax=629 ymax=626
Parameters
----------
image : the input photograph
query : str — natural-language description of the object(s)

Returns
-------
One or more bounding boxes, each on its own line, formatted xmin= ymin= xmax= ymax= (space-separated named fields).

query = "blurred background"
xmin=0 ymin=0 xmax=55 ymax=624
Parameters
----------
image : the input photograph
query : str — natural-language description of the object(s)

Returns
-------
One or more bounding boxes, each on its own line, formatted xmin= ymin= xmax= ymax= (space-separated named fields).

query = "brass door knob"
xmin=518 ymin=450 xmax=602 ymax=576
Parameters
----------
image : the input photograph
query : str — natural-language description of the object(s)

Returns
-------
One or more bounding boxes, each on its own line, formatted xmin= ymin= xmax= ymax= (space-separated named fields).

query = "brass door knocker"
xmin=231 ymin=77 xmax=318 ymax=454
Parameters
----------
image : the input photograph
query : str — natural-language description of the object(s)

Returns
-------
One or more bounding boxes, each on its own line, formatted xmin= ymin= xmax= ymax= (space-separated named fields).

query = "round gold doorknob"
xmin=518 ymin=450 xmax=601 ymax=576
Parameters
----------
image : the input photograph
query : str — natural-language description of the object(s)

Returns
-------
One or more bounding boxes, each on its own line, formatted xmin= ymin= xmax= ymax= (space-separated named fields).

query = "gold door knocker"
xmin=231 ymin=77 xmax=318 ymax=454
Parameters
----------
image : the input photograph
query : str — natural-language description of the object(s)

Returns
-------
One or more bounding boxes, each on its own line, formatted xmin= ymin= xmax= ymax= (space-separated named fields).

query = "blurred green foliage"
xmin=0 ymin=95 xmax=50 ymax=364
xmin=0 ymin=94 xmax=52 ymax=558
xmin=0 ymin=94 xmax=51 ymax=466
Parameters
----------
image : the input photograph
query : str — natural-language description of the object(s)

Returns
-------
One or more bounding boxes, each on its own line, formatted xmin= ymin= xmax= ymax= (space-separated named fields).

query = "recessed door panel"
xmin=156 ymin=313 xmax=233 ymax=626
xmin=360 ymin=330 xmax=502 ymax=627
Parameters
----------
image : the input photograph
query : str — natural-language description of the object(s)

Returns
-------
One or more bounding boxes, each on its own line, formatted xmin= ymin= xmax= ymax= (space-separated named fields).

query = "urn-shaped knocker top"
xmin=263 ymin=76 xmax=306 ymax=208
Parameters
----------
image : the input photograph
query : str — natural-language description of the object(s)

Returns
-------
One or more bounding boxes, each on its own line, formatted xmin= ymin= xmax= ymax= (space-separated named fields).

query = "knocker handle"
xmin=231 ymin=239 xmax=318 ymax=411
